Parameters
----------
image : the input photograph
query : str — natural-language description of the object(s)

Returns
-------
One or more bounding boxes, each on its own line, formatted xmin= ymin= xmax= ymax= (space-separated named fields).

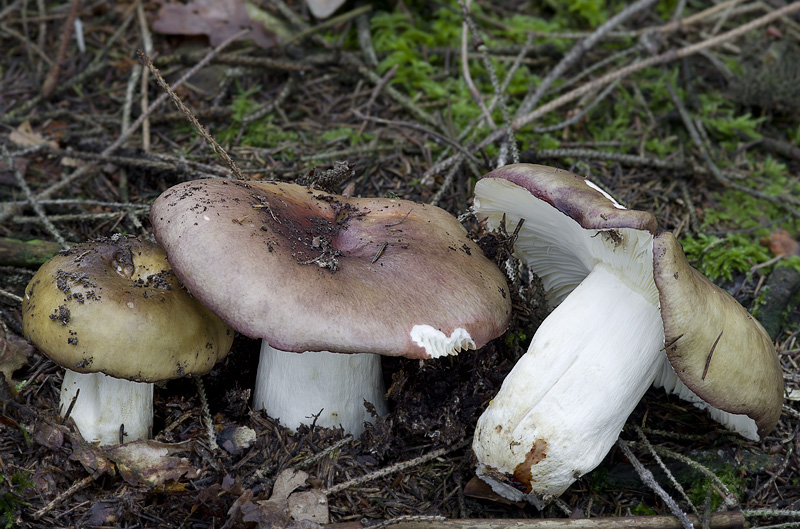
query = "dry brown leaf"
xmin=270 ymin=468 xmax=309 ymax=501
xmin=463 ymin=475 xmax=527 ymax=507
xmin=105 ymin=439 xmax=198 ymax=487
xmin=762 ymin=229 xmax=800 ymax=257
xmin=288 ymin=490 xmax=328 ymax=524
xmin=68 ymin=433 xmax=116 ymax=478
xmin=9 ymin=121 xmax=58 ymax=149
xmin=0 ymin=328 xmax=31 ymax=388
xmin=152 ymin=0 xmax=278 ymax=49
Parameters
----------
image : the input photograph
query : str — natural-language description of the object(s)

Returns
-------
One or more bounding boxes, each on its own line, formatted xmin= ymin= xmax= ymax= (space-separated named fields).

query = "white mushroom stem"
xmin=60 ymin=370 xmax=153 ymax=446
xmin=472 ymin=263 xmax=665 ymax=507
xmin=253 ymin=342 xmax=389 ymax=436
xmin=651 ymin=357 xmax=759 ymax=440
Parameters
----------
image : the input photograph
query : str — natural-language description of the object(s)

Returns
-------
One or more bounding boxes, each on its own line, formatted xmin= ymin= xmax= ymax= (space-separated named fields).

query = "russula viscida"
xmin=150 ymin=179 xmax=511 ymax=435
xmin=22 ymin=235 xmax=233 ymax=445
xmin=470 ymin=164 xmax=783 ymax=507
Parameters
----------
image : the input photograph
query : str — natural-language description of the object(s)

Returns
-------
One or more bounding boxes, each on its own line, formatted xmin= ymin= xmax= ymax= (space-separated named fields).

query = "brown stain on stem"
xmin=512 ymin=439 xmax=548 ymax=493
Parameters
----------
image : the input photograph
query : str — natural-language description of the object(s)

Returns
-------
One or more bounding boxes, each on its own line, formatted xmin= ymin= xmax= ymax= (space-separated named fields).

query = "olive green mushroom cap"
xmin=149 ymin=179 xmax=511 ymax=359
xmin=653 ymin=232 xmax=784 ymax=438
xmin=22 ymin=236 xmax=233 ymax=382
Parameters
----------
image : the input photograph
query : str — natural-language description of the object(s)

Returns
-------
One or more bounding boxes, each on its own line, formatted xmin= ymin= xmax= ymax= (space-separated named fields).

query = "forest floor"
xmin=1 ymin=0 xmax=800 ymax=528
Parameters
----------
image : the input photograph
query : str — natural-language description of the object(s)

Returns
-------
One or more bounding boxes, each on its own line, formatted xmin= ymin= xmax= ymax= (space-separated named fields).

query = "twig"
xmin=514 ymin=0 xmax=658 ymax=121
xmin=460 ymin=0 xmax=517 ymax=166
xmin=1 ymin=144 xmax=68 ymax=249
xmin=367 ymin=515 xmax=447 ymax=529
xmin=666 ymin=77 xmax=800 ymax=218
xmin=299 ymin=144 xmax=396 ymax=162
xmin=352 ymin=110 xmax=480 ymax=167
xmin=138 ymin=50 xmax=243 ymax=179
xmin=323 ymin=440 xmax=467 ymax=496
xmin=356 ymin=8 xmax=378 ymax=67
xmin=295 ymin=434 xmax=354 ymax=470
xmin=41 ymin=0 xmax=81 ymax=98
xmin=342 ymin=53 xmax=438 ymax=129
xmin=635 ymin=426 xmax=700 ymax=518
xmin=242 ymin=76 xmax=296 ymax=125
xmin=744 ymin=510 xmax=800 ymax=519
xmin=430 ymin=158 xmax=463 ymax=207
xmin=748 ymin=431 xmax=795 ymax=501
xmin=618 ymin=439 xmax=694 ymax=529
xmin=136 ymin=0 xmax=153 ymax=152
xmin=460 ymin=0 xmax=495 ymax=129
xmin=532 ymin=80 xmax=619 ymax=134
xmin=362 ymin=64 xmax=398 ymax=114
xmin=327 ymin=512 xmax=746 ymax=528
xmin=32 ymin=474 xmax=93 ymax=520
xmin=0 ymin=289 xmax=23 ymax=304
xmin=285 ymin=4 xmax=371 ymax=47
xmin=629 ymin=442 xmax=738 ymax=509
xmin=514 ymin=2 xmax=800 ymax=131
xmin=0 ymin=30 xmax=245 ymax=225
xmin=156 ymin=51 xmax=313 ymax=72
xmin=0 ymin=0 xmax=21 ymax=21
xmin=12 ymin=211 xmax=146 ymax=224
xmin=0 ymin=21 xmax=52 ymax=66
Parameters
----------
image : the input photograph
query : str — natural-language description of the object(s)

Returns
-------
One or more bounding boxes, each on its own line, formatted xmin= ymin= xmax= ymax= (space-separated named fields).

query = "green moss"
xmin=686 ymin=463 xmax=746 ymax=511
xmin=503 ymin=330 xmax=528 ymax=351
xmin=587 ymin=465 xmax=611 ymax=494
xmin=630 ymin=503 xmax=658 ymax=516
xmin=319 ymin=127 xmax=375 ymax=147
xmin=1 ymin=471 xmax=32 ymax=529
xmin=543 ymin=0 xmax=609 ymax=27
xmin=681 ymin=233 xmax=772 ymax=282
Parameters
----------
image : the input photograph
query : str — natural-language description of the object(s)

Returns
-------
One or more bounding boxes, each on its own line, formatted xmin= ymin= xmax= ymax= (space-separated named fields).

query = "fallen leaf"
xmin=463 ymin=475 xmax=526 ymax=507
xmin=69 ymin=436 xmax=116 ymax=478
xmin=82 ymin=501 xmax=121 ymax=526
xmin=105 ymin=439 xmax=198 ymax=487
xmin=288 ymin=490 xmax=328 ymax=524
xmin=241 ymin=499 xmax=291 ymax=528
xmin=152 ymin=0 xmax=278 ymax=49
xmin=271 ymin=468 xmax=309 ymax=501
xmin=9 ymin=121 xmax=58 ymax=149
xmin=0 ymin=328 xmax=31 ymax=388
xmin=33 ymin=420 xmax=64 ymax=451
xmin=762 ymin=229 xmax=800 ymax=257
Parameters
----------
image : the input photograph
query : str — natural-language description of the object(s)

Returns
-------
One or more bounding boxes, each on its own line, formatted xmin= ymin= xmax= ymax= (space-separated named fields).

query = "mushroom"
xmin=470 ymin=164 xmax=783 ymax=507
xmin=22 ymin=235 xmax=234 ymax=445
xmin=150 ymin=178 xmax=511 ymax=436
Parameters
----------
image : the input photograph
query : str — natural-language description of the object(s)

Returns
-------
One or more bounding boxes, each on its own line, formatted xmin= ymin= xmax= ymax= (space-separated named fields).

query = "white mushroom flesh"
xmin=409 ymin=325 xmax=476 ymax=359
xmin=60 ymin=370 xmax=153 ymax=446
xmin=253 ymin=342 xmax=389 ymax=436
xmin=472 ymin=263 xmax=665 ymax=505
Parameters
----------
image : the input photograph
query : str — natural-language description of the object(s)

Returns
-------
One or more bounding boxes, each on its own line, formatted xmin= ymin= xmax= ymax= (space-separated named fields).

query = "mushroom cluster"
xmin=22 ymin=235 xmax=233 ymax=445
xmin=150 ymin=179 xmax=511 ymax=435
xmin=470 ymin=164 xmax=784 ymax=507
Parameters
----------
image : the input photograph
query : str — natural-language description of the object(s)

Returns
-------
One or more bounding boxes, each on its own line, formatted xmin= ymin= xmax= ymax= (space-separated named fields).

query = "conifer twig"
xmin=139 ymin=50 xmax=243 ymax=180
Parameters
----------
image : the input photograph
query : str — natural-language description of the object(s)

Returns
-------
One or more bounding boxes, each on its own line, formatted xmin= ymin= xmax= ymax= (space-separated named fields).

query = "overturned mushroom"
xmin=470 ymin=164 xmax=783 ymax=507
xmin=22 ymin=235 xmax=233 ymax=445
xmin=150 ymin=179 xmax=511 ymax=435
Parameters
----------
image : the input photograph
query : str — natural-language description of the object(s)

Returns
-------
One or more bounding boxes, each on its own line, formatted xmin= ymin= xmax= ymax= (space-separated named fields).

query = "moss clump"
xmin=686 ymin=463 xmax=746 ymax=511
xmin=1 ymin=471 xmax=32 ymax=529
xmin=681 ymin=233 xmax=772 ymax=282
